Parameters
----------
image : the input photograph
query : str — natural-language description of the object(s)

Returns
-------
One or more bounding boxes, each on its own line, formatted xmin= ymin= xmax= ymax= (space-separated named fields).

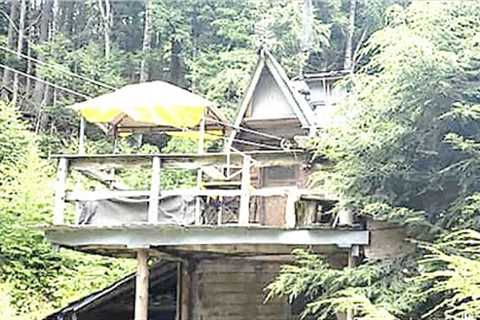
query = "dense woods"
xmin=1 ymin=0 xmax=480 ymax=319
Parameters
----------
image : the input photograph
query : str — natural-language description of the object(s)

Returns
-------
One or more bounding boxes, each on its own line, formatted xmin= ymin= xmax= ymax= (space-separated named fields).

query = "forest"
xmin=1 ymin=0 xmax=480 ymax=319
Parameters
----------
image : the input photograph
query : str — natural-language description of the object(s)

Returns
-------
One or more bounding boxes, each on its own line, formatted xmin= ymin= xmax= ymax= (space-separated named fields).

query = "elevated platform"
xmin=44 ymin=224 xmax=369 ymax=258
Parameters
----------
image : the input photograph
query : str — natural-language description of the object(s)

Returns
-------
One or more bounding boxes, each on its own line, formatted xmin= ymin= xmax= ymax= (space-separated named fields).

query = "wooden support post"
xmin=148 ymin=156 xmax=161 ymax=223
xmin=346 ymin=246 xmax=358 ymax=320
xmin=135 ymin=249 xmax=149 ymax=320
xmin=179 ymin=261 xmax=192 ymax=320
xmin=239 ymin=156 xmax=251 ymax=225
xmin=79 ymin=116 xmax=86 ymax=155
xmin=53 ymin=157 xmax=68 ymax=225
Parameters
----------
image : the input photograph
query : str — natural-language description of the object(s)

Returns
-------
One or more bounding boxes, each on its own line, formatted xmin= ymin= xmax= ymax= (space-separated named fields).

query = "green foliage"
xmin=267 ymin=249 xmax=421 ymax=320
xmin=0 ymin=103 xmax=134 ymax=319
xmin=414 ymin=230 xmax=480 ymax=319
xmin=271 ymin=2 xmax=480 ymax=319
xmin=0 ymin=102 xmax=32 ymax=168
xmin=312 ymin=1 xmax=480 ymax=235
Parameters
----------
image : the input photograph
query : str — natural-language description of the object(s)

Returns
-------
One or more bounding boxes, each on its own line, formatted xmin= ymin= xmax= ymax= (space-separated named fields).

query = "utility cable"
xmin=0 ymin=63 xmax=92 ymax=99
xmin=204 ymin=116 xmax=284 ymax=142
xmin=0 ymin=45 xmax=117 ymax=91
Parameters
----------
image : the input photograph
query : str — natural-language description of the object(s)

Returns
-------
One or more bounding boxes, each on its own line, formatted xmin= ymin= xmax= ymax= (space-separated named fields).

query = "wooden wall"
xmin=189 ymin=259 xmax=291 ymax=320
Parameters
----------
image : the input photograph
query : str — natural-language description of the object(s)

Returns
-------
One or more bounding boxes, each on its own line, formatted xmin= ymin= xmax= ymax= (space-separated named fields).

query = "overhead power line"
xmin=0 ymin=63 xmax=92 ymax=99
xmin=205 ymin=116 xmax=284 ymax=142
xmin=0 ymin=45 xmax=117 ymax=91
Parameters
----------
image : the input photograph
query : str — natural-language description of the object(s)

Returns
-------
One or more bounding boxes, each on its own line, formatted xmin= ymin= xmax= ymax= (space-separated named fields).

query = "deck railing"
xmin=51 ymin=150 xmax=319 ymax=228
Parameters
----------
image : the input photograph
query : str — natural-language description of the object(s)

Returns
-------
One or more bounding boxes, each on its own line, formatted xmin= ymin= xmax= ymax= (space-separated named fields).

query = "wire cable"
xmin=1 ymin=62 xmax=291 ymax=151
xmin=205 ymin=116 xmax=284 ymax=142
xmin=0 ymin=45 xmax=117 ymax=91
xmin=0 ymin=63 xmax=92 ymax=99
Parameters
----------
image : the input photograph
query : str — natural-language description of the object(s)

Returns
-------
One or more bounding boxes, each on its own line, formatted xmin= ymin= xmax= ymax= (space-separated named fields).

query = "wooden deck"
xmin=47 ymin=150 xmax=361 ymax=258
xmin=43 ymin=224 xmax=369 ymax=258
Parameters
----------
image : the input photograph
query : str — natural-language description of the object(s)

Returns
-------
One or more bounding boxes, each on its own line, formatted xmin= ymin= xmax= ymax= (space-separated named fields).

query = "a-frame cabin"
xmin=227 ymin=49 xmax=317 ymax=151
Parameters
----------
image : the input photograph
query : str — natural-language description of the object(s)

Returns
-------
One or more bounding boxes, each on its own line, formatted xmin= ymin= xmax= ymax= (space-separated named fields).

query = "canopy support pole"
xmin=195 ymin=110 xmax=206 ymax=225
xmin=112 ymin=125 xmax=118 ymax=154
xmin=79 ymin=117 xmax=86 ymax=155
xmin=135 ymin=249 xmax=149 ymax=320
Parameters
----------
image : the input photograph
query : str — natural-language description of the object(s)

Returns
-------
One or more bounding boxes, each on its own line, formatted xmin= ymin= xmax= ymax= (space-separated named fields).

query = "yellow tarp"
xmin=72 ymin=81 xmax=212 ymax=129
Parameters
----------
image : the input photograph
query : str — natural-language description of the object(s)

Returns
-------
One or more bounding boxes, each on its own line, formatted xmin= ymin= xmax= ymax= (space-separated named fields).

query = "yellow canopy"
xmin=72 ymin=81 xmax=214 ymax=129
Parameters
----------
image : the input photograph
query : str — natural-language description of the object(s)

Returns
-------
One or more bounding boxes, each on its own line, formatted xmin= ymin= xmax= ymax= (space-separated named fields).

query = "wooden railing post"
xmin=239 ymin=156 xmax=251 ymax=225
xmin=79 ymin=116 xmax=86 ymax=155
xmin=53 ymin=157 xmax=68 ymax=225
xmin=135 ymin=249 xmax=149 ymax=320
xmin=285 ymin=190 xmax=298 ymax=228
xmin=194 ymin=169 xmax=203 ymax=225
xmin=148 ymin=156 xmax=161 ymax=223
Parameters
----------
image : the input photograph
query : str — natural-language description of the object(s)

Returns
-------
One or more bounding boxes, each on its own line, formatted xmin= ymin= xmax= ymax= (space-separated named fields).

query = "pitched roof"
xmin=226 ymin=49 xmax=317 ymax=150
xmin=233 ymin=49 xmax=316 ymax=129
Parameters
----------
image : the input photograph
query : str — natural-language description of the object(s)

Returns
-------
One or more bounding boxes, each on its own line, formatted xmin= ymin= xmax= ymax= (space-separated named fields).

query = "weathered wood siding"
xmin=190 ymin=259 xmax=290 ymax=320
xmin=364 ymin=220 xmax=415 ymax=260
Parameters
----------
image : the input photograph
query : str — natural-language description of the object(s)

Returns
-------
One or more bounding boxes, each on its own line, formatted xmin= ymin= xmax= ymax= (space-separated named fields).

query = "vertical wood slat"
xmin=285 ymin=190 xmax=297 ymax=228
xmin=53 ymin=157 xmax=68 ymax=225
xmin=239 ymin=156 xmax=251 ymax=225
xmin=148 ymin=156 xmax=161 ymax=223
xmin=194 ymin=169 xmax=202 ymax=225
xmin=134 ymin=249 xmax=149 ymax=320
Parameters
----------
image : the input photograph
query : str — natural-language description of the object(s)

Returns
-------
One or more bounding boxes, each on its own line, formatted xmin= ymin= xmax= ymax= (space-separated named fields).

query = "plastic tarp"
xmin=72 ymin=81 xmax=212 ymax=129
xmin=77 ymin=195 xmax=201 ymax=226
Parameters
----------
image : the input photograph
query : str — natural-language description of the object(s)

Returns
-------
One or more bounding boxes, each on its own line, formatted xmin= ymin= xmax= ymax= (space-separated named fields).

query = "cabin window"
xmin=262 ymin=165 xmax=297 ymax=187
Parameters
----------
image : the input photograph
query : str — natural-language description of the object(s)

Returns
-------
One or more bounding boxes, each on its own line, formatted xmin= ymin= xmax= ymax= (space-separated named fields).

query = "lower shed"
xmin=45 ymin=255 xmax=348 ymax=320
xmin=45 ymin=262 xmax=178 ymax=320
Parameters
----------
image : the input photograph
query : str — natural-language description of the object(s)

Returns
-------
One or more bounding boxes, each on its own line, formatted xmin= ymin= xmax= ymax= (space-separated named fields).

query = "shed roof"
xmin=44 ymin=262 xmax=177 ymax=320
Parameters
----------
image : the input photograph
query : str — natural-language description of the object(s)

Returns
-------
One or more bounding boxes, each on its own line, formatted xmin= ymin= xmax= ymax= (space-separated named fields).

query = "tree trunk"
xmin=169 ymin=38 xmax=184 ymax=86
xmin=2 ymin=1 xmax=18 ymax=98
xmin=139 ymin=0 xmax=152 ymax=82
xmin=190 ymin=4 xmax=198 ymax=91
xmin=32 ymin=0 xmax=53 ymax=106
xmin=301 ymin=0 xmax=313 ymax=52
xmin=12 ymin=0 xmax=26 ymax=106
xmin=344 ymin=0 xmax=357 ymax=71
xmin=98 ymin=0 xmax=112 ymax=59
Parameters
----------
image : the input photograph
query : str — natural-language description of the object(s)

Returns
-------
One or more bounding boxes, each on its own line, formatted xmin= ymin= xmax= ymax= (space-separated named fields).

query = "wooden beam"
xmin=53 ymin=158 xmax=68 ymax=225
xmin=52 ymin=150 xmax=309 ymax=171
xmin=148 ymin=156 xmax=161 ymax=223
xmin=77 ymin=167 xmax=128 ymax=190
xmin=135 ymin=249 xmax=149 ymax=320
xmin=239 ymin=156 xmax=251 ymax=225
xmin=65 ymin=187 xmax=331 ymax=202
